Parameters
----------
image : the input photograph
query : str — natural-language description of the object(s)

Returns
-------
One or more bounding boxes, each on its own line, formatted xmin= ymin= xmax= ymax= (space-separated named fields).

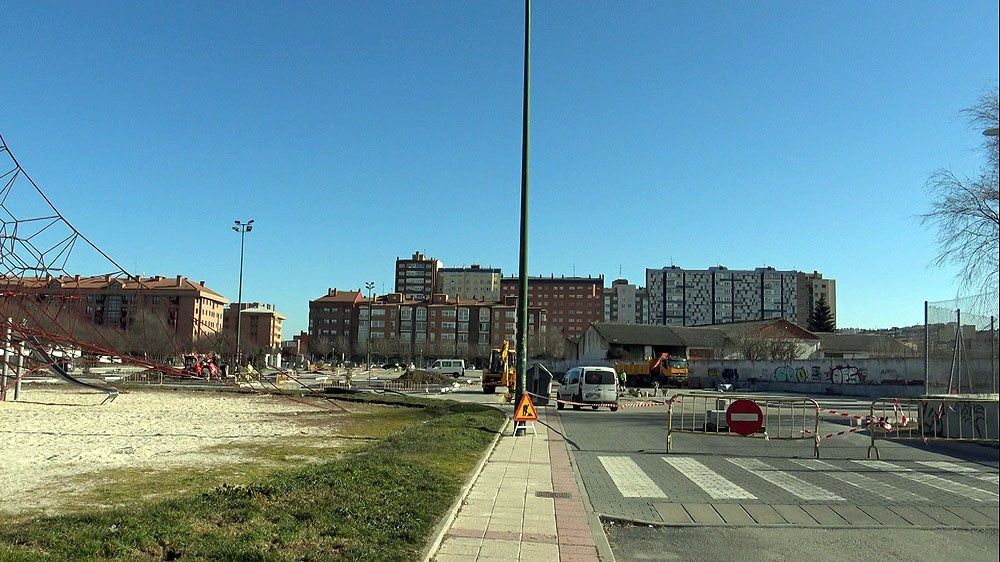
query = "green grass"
xmin=0 ymin=395 xmax=506 ymax=561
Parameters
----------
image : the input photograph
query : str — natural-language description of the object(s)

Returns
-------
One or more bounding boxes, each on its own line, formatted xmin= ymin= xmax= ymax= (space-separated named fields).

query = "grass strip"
xmin=0 ymin=397 xmax=506 ymax=561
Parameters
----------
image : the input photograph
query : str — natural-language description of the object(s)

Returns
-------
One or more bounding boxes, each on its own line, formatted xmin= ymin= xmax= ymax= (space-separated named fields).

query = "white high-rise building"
xmin=645 ymin=266 xmax=816 ymax=326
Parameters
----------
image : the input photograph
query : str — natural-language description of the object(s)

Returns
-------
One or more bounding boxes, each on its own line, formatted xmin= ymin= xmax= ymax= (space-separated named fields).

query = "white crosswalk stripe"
xmin=917 ymin=461 xmax=1000 ymax=485
xmin=854 ymin=460 xmax=999 ymax=502
xmin=729 ymin=458 xmax=844 ymax=501
xmin=789 ymin=459 xmax=930 ymax=502
xmin=599 ymin=456 xmax=667 ymax=498
xmin=596 ymin=454 xmax=1000 ymax=505
xmin=662 ymin=457 xmax=757 ymax=500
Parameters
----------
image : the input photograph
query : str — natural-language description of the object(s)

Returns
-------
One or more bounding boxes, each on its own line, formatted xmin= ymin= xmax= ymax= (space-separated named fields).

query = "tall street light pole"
xmin=365 ymin=281 xmax=375 ymax=381
xmin=515 ymin=0 xmax=531 ymax=413
xmin=233 ymin=219 xmax=254 ymax=374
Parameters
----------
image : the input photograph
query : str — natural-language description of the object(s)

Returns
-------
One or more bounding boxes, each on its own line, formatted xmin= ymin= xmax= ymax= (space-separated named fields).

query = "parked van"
xmin=556 ymin=366 xmax=619 ymax=411
xmin=429 ymin=359 xmax=466 ymax=378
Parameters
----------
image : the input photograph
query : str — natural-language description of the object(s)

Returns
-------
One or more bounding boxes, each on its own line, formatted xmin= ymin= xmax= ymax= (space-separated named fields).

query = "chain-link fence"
xmin=925 ymin=294 xmax=998 ymax=394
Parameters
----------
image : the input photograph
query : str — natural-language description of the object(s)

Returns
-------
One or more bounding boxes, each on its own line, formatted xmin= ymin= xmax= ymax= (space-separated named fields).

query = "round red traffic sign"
xmin=726 ymin=399 xmax=763 ymax=435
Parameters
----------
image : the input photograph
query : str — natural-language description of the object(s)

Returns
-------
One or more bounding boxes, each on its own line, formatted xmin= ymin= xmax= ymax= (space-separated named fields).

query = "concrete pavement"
xmin=426 ymin=403 xmax=614 ymax=561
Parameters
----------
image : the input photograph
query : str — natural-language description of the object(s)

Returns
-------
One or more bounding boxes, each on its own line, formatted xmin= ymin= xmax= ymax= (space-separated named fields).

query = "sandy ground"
xmin=0 ymin=384 xmax=341 ymax=517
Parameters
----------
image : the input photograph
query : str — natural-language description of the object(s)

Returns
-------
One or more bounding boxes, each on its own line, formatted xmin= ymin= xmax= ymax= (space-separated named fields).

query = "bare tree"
xmin=921 ymin=87 xmax=999 ymax=303
xmin=334 ymin=334 xmax=352 ymax=363
xmin=724 ymin=325 xmax=801 ymax=360
xmin=309 ymin=335 xmax=334 ymax=361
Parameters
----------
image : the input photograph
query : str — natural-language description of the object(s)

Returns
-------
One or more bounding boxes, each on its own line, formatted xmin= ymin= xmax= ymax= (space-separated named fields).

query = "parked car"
xmin=556 ymin=366 xmax=619 ymax=411
xmin=428 ymin=359 xmax=466 ymax=378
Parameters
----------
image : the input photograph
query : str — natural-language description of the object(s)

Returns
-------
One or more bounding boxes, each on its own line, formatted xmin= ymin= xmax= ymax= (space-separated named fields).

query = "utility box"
xmin=528 ymin=364 xmax=553 ymax=406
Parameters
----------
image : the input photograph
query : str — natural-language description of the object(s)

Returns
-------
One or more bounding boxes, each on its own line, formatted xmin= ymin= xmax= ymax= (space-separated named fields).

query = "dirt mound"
xmin=395 ymin=369 xmax=456 ymax=385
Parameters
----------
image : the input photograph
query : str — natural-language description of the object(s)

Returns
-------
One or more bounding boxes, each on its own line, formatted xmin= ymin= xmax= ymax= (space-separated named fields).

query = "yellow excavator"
xmin=481 ymin=339 xmax=516 ymax=394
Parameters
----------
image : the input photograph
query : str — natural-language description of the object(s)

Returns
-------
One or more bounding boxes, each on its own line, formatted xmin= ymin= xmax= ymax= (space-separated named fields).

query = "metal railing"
xmin=667 ymin=392 xmax=821 ymax=458
xmin=867 ymin=395 xmax=999 ymax=459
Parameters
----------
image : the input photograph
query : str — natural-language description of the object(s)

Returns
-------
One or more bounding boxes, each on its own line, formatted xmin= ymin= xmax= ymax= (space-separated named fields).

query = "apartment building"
xmin=798 ymin=271 xmax=837 ymax=328
xmin=604 ymin=278 xmax=649 ymax=324
xmin=437 ymin=265 xmax=502 ymax=302
xmin=5 ymin=274 xmax=229 ymax=344
xmin=394 ymin=252 xmax=441 ymax=300
xmin=499 ymin=275 xmax=604 ymax=339
xmin=308 ymin=288 xmax=362 ymax=342
xmin=645 ymin=266 xmax=813 ymax=326
xmin=222 ymin=302 xmax=286 ymax=351
xmin=308 ymin=289 xmax=545 ymax=361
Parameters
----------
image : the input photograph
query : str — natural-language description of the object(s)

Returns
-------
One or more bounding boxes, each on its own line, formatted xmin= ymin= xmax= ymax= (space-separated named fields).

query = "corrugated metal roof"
xmin=590 ymin=323 xmax=727 ymax=348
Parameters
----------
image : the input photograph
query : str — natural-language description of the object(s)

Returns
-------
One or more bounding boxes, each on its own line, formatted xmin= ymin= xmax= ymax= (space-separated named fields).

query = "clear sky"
xmin=3 ymin=1 xmax=998 ymax=339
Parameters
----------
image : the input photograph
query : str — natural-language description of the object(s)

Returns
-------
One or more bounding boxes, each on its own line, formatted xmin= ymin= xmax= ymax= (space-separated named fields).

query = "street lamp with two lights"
xmin=233 ymin=219 xmax=254 ymax=374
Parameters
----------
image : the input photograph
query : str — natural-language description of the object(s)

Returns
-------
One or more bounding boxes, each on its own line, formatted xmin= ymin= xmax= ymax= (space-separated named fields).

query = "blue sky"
xmin=2 ymin=1 xmax=997 ymax=338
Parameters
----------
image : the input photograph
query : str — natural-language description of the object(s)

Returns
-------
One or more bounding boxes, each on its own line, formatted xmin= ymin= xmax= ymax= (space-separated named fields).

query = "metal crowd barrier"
xmin=667 ymin=392 xmax=821 ymax=458
xmin=120 ymin=369 xmax=163 ymax=385
xmin=868 ymin=395 xmax=1000 ymax=459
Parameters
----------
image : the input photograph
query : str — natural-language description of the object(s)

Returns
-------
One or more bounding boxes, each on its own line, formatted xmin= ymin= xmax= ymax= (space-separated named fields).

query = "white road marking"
xmin=599 ymin=456 xmax=668 ymax=498
xmin=790 ymin=459 xmax=930 ymax=502
xmin=662 ymin=457 xmax=757 ymax=499
xmin=729 ymin=458 xmax=844 ymax=501
xmin=855 ymin=460 xmax=999 ymax=502
xmin=916 ymin=461 xmax=1000 ymax=485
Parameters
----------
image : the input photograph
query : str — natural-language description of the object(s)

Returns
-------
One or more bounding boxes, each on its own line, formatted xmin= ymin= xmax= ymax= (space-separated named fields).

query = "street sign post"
xmin=513 ymin=393 xmax=538 ymax=436
xmin=725 ymin=399 xmax=763 ymax=436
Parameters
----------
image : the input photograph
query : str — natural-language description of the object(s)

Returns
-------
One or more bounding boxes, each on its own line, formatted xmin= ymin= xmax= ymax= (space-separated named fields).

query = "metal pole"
xmin=366 ymin=281 xmax=375 ymax=381
xmin=233 ymin=219 xmax=254 ymax=373
xmin=992 ymin=316 xmax=996 ymax=393
xmin=515 ymin=0 xmax=531 ymax=413
xmin=924 ymin=301 xmax=929 ymax=395
xmin=1 ymin=320 xmax=10 ymax=402
xmin=14 ymin=342 xmax=23 ymax=400
xmin=237 ymin=229 xmax=244 ymax=367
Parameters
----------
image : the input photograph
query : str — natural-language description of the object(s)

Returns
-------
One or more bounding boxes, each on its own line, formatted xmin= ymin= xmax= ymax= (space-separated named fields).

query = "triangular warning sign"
xmin=514 ymin=393 xmax=538 ymax=421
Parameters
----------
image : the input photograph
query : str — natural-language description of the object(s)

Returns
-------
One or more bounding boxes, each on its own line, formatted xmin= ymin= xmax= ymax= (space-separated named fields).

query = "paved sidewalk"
xmin=427 ymin=404 xmax=613 ymax=561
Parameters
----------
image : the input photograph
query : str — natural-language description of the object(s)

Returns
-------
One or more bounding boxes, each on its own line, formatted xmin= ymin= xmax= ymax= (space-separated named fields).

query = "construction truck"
xmin=614 ymin=353 xmax=688 ymax=388
xmin=481 ymin=339 xmax=516 ymax=394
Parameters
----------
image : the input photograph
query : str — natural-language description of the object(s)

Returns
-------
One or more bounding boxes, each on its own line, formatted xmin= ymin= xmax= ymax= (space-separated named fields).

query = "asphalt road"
xmin=556 ymin=393 xmax=999 ymax=561
xmin=395 ymin=383 xmax=999 ymax=560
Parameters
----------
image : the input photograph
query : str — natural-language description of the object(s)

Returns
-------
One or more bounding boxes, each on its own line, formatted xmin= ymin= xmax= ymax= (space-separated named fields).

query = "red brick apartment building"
xmin=499 ymin=275 xmax=605 ymax=339
xmin=222 ymin=303 xmax=286 ymax=351
xmin=307 ymin=289 xmax=545 ymax=362
xmin=3 ymin=274 xmax=229 ymax=344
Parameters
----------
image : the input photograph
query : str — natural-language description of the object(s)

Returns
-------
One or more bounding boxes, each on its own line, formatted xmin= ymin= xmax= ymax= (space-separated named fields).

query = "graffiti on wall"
xmin=827 ymin=365 xmax=867 ymax=385
xmin=768 ymin=364 xmax=869 ymax=384
xmin=693 ymin=359 xmax=929 ymax=393
xmin=707 ymin=367 xmax=741 ymax=381
xmin=773 ymin=366 xmax=807 ymax=383
xmin=921 ymin=400 xmax=990 ymax=438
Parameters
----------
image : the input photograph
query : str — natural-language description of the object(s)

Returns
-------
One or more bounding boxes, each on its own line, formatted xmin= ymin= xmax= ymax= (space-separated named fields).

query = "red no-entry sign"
xmin=726 ymin=399 xmax=763 ymax=435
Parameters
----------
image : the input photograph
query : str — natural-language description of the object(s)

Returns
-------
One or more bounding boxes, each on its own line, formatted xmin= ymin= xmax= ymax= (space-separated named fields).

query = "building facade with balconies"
xmin=645 ymin=266 xmax=825 ymax=327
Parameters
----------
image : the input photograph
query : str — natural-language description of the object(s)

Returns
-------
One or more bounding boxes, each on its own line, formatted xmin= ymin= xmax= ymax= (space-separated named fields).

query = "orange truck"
xmin=614 ymin=353 xmax=688 ymax=387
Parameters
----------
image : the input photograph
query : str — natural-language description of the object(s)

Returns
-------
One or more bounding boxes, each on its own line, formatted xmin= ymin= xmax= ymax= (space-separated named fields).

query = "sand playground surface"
xmin=0 ymin=384 xmax=344 ymax=517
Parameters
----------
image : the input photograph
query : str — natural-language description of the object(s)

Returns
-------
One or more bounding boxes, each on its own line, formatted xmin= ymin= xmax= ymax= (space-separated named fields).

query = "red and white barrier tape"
xmin=620 ymin=400 xmax=669 ymax=408
xmin=814 ymin=398 xmax=908 ymax=438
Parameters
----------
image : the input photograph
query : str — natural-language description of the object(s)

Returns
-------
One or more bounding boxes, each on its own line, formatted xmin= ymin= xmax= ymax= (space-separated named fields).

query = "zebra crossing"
xmin=595 ymin=455 xmax=1000 ymax=506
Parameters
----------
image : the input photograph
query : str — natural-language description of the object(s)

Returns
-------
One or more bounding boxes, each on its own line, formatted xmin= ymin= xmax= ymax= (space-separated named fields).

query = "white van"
xmin=556 ymin=366 xmax=619 ymax=411
xmin=429 ymin=359 xmax=466 ymax=378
